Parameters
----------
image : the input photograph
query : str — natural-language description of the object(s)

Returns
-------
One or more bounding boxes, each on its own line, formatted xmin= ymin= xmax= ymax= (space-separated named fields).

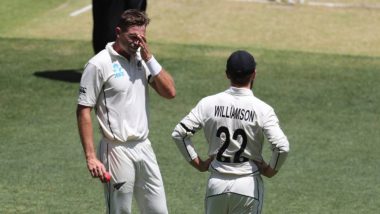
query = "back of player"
xmin=202 ymin=89 xmax=279 ymax=175
xmin=172 ymin=50 xmax=289 ymax=214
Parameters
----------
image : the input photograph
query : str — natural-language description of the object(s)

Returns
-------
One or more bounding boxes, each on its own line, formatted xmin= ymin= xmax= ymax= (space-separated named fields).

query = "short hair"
xmin=228 ymin=73 xmax=254 ymax=85
xmin=226 ymin=50 xmax=256 ymax=85
xmin=117 ymin=9 xmax=150 ymax=31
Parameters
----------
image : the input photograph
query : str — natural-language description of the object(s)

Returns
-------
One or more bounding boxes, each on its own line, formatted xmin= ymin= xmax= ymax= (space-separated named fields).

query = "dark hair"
xmin=117 ymin=9 xmax=150 ymax=31
xmin=227 ymin=72 xmax=254 ymax=85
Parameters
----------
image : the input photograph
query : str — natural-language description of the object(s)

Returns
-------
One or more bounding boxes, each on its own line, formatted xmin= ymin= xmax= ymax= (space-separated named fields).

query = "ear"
xmin=115 ymin=27 xmax=122 ymax=37
xmin=226 ymin=70 xmax=231 ymax=80
xmin=252 ymin=70 xmax=256 ymax=80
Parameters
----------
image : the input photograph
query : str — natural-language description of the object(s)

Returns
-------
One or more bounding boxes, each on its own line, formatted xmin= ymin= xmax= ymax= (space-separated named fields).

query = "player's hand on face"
xmin=136 ymin=34 xmax=152 ymax=61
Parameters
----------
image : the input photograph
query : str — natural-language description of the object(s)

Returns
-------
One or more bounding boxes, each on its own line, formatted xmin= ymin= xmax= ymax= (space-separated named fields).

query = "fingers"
xmin=136 ymin=34 xmax=147 ymax=49
xmin=136 ymin=34 xmax=147 ymax=44
xmin=136 ymin=34 xmax=152 ymax=61
xmin=253 ymin=159 xmax=267 ymax=171
xmin=87 ymin=158 xmax=107 ymax=179
xmin=101 ymin=172 xmax=111 ymax=183
xmin=199 ymin=158 xmax=213 ymax=172
xmin=261 ymin=166 xmax=277 ymax=178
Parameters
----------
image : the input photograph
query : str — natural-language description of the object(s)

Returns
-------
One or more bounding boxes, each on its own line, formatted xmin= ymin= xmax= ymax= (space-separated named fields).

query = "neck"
xmin=230 ymin=82 xmax=252 ymax=89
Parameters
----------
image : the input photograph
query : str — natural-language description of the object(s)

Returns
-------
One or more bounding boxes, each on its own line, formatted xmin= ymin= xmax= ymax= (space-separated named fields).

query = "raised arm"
xmin=149 ymin=67 xmax=176 ymax=99
xmin=136 ymin=34 xmax=176 ymax=99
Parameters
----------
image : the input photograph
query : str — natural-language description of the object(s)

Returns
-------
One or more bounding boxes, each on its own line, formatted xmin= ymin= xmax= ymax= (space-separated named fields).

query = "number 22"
xmin=216 ymin=126 xmax=248 ymax=163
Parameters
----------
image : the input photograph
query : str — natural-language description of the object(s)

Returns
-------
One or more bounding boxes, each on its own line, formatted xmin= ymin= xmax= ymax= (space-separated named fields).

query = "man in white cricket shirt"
xmin=172 ymin=50 xmax=289 ymax=214
xmin=77 ymin=9 xmax=175 ymax=214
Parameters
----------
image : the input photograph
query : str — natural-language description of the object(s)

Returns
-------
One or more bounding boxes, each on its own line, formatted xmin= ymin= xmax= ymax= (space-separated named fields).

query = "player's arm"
xmin=76 ymin=105 xmax=108 ymax=182
xmin=137 ymin=34 xmax=176 ymax=99
xmin=261 ymin=108 xmax=290 ymax=178
xmin=190 ymin=156 xmax=214 ymax=172
xmin=172 ymin=126 xmax=212 ymax=172
xmin=172 ymin=103 xmax=212 ymax=172
xmin=149 ymin=68 xmax=176 ymax=99
xmin=254 ymin=160 xmax=278 ymax=178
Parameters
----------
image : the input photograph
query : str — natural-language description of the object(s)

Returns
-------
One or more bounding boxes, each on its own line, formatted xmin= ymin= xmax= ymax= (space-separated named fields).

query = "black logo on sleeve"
xmin=79 ymin=86 xmax=87 ymax=94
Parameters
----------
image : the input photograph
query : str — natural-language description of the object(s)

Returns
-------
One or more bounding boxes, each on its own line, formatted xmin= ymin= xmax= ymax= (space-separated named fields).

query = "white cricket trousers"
xmin=98 ymin=138 xmax=168 ymax=214
xmin=205 ymin=172 xmax=264 ymax=214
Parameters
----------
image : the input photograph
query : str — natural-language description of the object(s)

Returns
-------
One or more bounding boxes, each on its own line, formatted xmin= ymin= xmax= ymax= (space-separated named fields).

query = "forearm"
xmin=77 ymin=106 xmax=108 ymax=180
xmin=268 ymin=137 xmax=289 ymax=171
xmin=137 ymin=35 xmax=176 ymax=98
xmin=76 ymin=106 xmax=96 ymax=160
xmin=151 ymin=69 xmax=176 ymax=99
xmin=172 ymin=128 xmax=198 ymax=162
xmin=172 ymin=124 xmax=213 ymax=172
xmin=263 ymin=110 xmax=290 ymax=172
xmin=145 ymin=55 xmax=176 ymax=99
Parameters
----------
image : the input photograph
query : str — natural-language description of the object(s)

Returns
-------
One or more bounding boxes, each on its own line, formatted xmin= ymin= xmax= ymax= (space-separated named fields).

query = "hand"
xmin=261 ymin=165 xmax=277 ymax=178
xmin=86 ymin=157 xmax=108 ymax=182
xmin=253 ymin=160 xmax=267 ymax=172
xmin=191 ymin=156 xmax=214 ymax=172
xmin=136 ymin=34 xmax=152 ymax=61
xmin=254 ymin=160 xmax=277 ymax=178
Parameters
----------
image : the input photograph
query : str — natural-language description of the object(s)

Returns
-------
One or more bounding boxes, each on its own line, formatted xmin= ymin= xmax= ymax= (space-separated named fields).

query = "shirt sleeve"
xmin=171 ymin=101 xmax=204 ymax=162
xmin=262 ymin=108 xmax=290 ymax=171
xmin=77 ymin=63 xmax=104 ymax=107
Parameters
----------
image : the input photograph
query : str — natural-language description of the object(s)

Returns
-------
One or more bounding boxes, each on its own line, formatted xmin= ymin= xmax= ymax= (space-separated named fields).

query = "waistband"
xmin=102 ymin=137 xmax=149 ymax=146
xmin=208 ymin=160 xmax=261 ymax=176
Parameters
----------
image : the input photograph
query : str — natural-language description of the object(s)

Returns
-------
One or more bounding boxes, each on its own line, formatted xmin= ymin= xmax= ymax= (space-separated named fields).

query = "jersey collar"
xmin=226 ymin=87 xmax=254 ymax=96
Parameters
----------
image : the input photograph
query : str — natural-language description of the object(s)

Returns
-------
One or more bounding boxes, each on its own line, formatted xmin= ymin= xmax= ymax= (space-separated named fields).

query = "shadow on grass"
xmin=34 ymin=69 xmax=82 ymax=83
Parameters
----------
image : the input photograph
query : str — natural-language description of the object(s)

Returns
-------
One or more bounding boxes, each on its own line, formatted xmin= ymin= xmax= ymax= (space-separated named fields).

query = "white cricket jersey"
xmin=78 ymin=42 xmax=152 ymax=143
xmin=172 ymin=87 xmax=289 ymax=175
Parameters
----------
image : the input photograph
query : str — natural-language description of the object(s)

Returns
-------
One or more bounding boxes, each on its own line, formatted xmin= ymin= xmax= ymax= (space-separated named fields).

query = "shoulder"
xmin=252 ymin=95 xmax=272 ymax=108
xmin=191 ymin=92 xmax=227 ymax=115
xmin=88 ymin=49 xmax=112 ymax=68
xmin=198 ymin=91 xmax=226 ymax=105
xmin=83 ymin=49 xmax=115 ymax=79
xmin=251 ymin=95 xmax=276 ymax=117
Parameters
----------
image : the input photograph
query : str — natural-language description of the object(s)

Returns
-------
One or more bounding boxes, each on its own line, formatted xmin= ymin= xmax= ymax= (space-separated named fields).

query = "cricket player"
xmin=77 ymin=10 xmax=175 ymax=213
xmin=172 ymin=50 xmax=289 ymax=213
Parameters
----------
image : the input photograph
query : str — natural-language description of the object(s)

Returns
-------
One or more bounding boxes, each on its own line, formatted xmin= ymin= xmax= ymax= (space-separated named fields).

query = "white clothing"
xmin=99 ymin=138 xmax=168 ymax=214
xmin=78 ymin=42 xmax=152 ymax=143
xmin=205 ymin=173 xmax=264 ymax=214
xmin=78 ymin=42 xmax=168 ymax=213
xmin=172 ymin=87 xmax=289 ymax=213
xmin=172 ymin=87 xmax=289 ymax=175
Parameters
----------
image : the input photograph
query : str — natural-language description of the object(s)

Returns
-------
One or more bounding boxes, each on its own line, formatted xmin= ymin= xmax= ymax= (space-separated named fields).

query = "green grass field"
xmin=1 ymin=0 xmax=379 ymax=213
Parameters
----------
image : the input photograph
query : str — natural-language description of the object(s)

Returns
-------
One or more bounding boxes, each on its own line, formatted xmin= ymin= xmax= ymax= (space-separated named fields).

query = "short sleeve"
xmin=77 ymin=63 xmax=104 ymax=107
